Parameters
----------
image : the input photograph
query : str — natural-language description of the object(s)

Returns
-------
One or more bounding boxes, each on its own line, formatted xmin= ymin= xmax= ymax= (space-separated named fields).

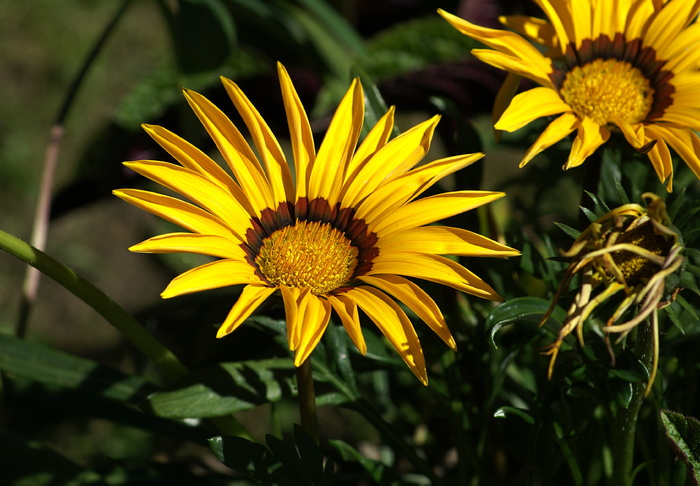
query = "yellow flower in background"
xmin=540 ymin=194 xmax=683 ymax=396
xmin=439 ymin=1 xmax=700 ymax=190
xmin=114 ymin=63 xmax=519 ymax=384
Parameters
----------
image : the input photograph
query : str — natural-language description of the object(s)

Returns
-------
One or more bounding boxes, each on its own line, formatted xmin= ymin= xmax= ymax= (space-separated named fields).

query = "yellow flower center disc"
xmin=255 ymin=220 xmax=358 ymax=294
xmin=611 ymin=221 xmax=672 ymax=286
xmin=560 ymin=58 xmax=654 ymax=126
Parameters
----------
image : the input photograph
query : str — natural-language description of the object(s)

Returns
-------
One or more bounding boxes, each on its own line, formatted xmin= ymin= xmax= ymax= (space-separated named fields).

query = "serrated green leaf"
xmin=486 ymin=297 xmax=565 ymax=348
xmin=554 ymin=221 xmax=581 ymax=239
xmin=146 ymin=359 xmax=295 ymax=418
xmin=660 ymin=410 xmax=700 ymax=485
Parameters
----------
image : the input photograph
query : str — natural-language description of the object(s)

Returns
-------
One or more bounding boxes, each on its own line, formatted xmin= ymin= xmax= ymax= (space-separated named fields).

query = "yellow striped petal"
xmin=220 ymin=77 xmax=295 ymax=205
xmin=495 ymin=87 xmax=570 ymax=132
xmin=371 ymin=191 xmax=505 ymax=237
xmin=643 ymin=125 xmax=674 ymax=189
xmin=344 ymin=286 xmax=427 ymax=385
xmin=355 ymin=153 xmax=484 ymax=223
xmin=309 ymin=78 xmax=364 ymax=205
xmin=183 ymin=88 xmax=274 ymax=214
xmin=278 ymin=63 xmax=315 ymax=199
xmin=217 ymin=285 xmax=276 ymax=338
xmin=342 ymin=116 xmax=439 ymax=208
xmin=359 ymin=275 xmax=456 ymax=350
xmin=644 ymin=0 xmax=698 ymax=53
xmin=328 ymin=294 xmax=366 ymax=355
xmin=123 ymin=161 xmax=251 ymax=237
xmin=113 ymin=189 xmax=239 ymax=241
xmin=379 ymin=226 xmax=520 ymax=258
xmin=345 ymin=106 xmax=396 ymax=181
xmin=162 ymin=260 xmax=263 ymax=299
xmin=142 ymin=124 xmax=238 ymax=194
xmin=130 ymin=233 xmax=247 ymax=260
xmin=650 ymin=125 xmax=700 ymax=184
xmin=369 ymin=253 xmax=502 ymax=301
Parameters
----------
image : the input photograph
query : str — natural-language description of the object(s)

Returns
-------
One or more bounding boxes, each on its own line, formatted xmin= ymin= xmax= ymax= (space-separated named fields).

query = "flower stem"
xmin=610 ymin=318 xmax=653 ymax=486
xmin=296 ymin=357 xmax=319 ymax=444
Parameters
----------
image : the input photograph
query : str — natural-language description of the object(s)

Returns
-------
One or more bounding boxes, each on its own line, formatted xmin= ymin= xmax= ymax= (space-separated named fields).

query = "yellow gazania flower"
xmin=439 ymin=1 xmax=700 ymax=190
xmin=114 ymin=63 xmax=519 ymax=384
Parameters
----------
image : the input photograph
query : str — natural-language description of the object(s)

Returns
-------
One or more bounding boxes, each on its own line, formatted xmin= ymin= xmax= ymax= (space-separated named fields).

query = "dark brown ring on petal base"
xmin=242 ymin=197 xmax=379 ymax=287
xmin=550 ymin=34 xmax=674 ymax=121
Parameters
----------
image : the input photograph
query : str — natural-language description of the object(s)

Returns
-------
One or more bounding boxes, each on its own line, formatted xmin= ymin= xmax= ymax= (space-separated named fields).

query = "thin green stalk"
xmin=297 ymin=357 xmax=319 ymax=444
xmin=17 ymin=0 xmax=134 ymax=337
xmin=2 ymin=229 xmax=253 ymax=439
xmin=610 ymin=318 xmax=654 ymax=486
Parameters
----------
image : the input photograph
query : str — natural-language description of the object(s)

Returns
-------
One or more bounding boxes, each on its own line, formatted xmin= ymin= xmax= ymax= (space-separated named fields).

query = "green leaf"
xmin=209 ymin=435 xmax=275 ymax=483
xmin=146 ymin=359 xmax=295 ymax=418
xmin=0 ymin=432 xmax=99 ymax=486
xmin=493 ymin=406 xmax=535 ymax=425
xmin=170 ymin=0 xmax=236 ymax=74
xmin=0 ymin=334 xmax=155 ymax=403
xmin=660 ymin=410 xmax=700 ymax=485
xmin=486 ymin=297 xmax=565 ymax=348
xmin=329 ymin=439 xmax=402 ymax=485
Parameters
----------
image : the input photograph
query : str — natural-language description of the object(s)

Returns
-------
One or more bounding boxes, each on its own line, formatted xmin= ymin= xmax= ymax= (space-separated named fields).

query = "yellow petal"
xmin=663 ymin=23 xmax=700 ymax=72
xmin=379 ymin=226 xmax=520 ymax=258
xmin=309 ymin=78 xmax=364 ymax=205
xmin=130 ymin=232 xmax=246 ymax=260
xmin=328 ymin=294 xmax=366 ymax=355
xmin=500 ymin=15 xmax=557 ymax=49
xmin=113 ymin=189 xmax=239 ymax=241
xmin=495 ymin=87 xmax=570 ymax=132
xmin=123 ymin=161 xmax=251 ymax=238
xmin=569 ymin=0 xmax=591 ymax=47
xmin=564 ymin=117 xmax=610 ymax=169
xmin=359 ymin=274 xmax=456 ymax=350
xmin=280 ymin=285 xmax=303 ymax=350
xmin=277 ymin=63 xmax=315 ymax=199
xmin=355 ymin=153 xmax=484 ymax=223
xmin=342 ymin=116 xmax=439 ymax=208
xmin=162 ymin=260 xmax=263 ymax=299
xmin=345 ymin=286 xmax=427 ymax=385
xmin=471 ymin=49 xmax=553 ymax=88
xmin=293 ymin=294 xmax=332 ymax=366
xmin=493 ymin=72 xmax=523 ymax=142
xmin=182 ymin=88 xmax=274 ymax=213
xmin=217 ymin=285 xmax=276 ymax=338
xmin=369 ymin=253 xmax=503 ymax=301
xmin=649 ymin=125 xmax=700 ymax=185
xmin=439 ymin=9 xmax=554 ymax=86
xmin=644 ymin=0 xmax=698 ymax=55
xmin=520 ymin=112 xmax=579 ymax=167
xmin=532 ymin=0 xmax=573 ymax=49
xmin=643 ymin=127 xmax=673 ymax=191
xmin=370 ymin=191 xmax=505 ymax=237
xmin=220 ymin=77 xmax=295 ymax=205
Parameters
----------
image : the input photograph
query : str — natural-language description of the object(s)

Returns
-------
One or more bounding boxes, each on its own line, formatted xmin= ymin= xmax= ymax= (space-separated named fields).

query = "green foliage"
xmin=661 ymin=411 xmax=700 ymax=485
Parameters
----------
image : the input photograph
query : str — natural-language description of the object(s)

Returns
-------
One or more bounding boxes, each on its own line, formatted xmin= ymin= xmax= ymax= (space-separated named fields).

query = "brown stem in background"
xmin=15 ymin=0 xmax=133 ymax=337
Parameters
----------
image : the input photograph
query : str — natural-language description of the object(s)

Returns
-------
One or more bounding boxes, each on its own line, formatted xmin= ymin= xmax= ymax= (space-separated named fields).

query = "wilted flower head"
xmin=541 ymin=193 xmax=683 ymax=395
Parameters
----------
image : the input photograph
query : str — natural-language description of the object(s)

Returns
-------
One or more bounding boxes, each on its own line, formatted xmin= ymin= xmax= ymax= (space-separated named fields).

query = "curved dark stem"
xmin=297 ymin=358 xmax=319 ymax=444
